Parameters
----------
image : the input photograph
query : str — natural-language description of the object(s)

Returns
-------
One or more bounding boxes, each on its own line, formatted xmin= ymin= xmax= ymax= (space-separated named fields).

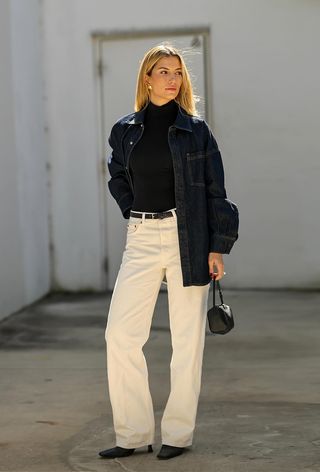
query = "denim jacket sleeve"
xmin=203 ymin=122 xmax=239 ymax=254
xmin=106 ymin=123 xmax=133 ymax=219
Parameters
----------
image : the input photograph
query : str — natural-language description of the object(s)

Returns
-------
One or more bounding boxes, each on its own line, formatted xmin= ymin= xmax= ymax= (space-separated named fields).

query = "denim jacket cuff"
xmin=117 ymin=192 xmax=133 ymax=219
xmin=209 ymin=234 xmax=237 ymax=254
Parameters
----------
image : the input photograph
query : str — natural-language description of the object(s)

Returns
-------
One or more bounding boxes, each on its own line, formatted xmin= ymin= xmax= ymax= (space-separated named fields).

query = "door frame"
xmin=92 ymin=26 xmax=213 ymax=288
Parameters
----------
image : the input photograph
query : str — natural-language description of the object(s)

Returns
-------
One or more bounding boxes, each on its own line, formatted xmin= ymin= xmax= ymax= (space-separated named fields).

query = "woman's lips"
xmin=166 ymin=88 xmax=177 ymax=91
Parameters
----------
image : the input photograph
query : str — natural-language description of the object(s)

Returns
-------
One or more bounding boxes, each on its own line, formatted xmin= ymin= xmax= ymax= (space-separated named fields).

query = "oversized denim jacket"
xmin=106 ymin=101 xmax=239 ymax=287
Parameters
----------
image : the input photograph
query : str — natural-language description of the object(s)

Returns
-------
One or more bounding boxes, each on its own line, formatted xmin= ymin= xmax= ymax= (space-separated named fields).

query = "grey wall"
xmin=0 ymin=0 xmax=50 ymax=321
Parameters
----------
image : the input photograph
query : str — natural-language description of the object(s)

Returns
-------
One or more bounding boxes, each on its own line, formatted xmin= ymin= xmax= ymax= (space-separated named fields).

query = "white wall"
xmin=42 ymin=0 xmax=320 ymax=290
xmin=44 ymin=0 xmax=320 ymax=288
xmin=1 ymin=0 xmax=319 ymax=321
xmin=0 ymin=0 xmax=50 ymax=321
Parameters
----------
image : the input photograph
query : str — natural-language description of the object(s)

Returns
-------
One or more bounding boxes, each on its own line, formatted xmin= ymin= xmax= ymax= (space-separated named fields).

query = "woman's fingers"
xmin=208 ymin=253 xmax=225 ymax=281
xmin=210 ymin=269 xmax=224 ymax=281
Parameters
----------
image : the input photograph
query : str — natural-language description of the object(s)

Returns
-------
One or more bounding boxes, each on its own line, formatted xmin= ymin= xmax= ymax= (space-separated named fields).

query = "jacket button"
xmin=129 ymin=141 xmax=133 ymax=145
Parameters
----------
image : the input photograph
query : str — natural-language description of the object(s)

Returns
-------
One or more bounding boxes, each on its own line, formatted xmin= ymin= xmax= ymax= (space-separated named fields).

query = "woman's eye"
xmin=160 ymin=71 xmax=182 ymax=75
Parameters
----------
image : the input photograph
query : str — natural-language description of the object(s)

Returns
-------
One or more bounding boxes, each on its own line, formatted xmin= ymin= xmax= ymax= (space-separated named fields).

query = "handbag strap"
xmin=213 ymin=276 xmax=224 ymax=305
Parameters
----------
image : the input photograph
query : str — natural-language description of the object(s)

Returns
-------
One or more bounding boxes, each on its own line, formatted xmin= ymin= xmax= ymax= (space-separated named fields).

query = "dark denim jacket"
xmin=106 ymin=101 xmax=239 ymax=287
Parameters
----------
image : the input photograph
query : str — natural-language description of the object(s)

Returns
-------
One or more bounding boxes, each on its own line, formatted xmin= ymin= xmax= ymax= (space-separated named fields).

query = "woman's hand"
xmin=208 ymin=252 xmax=225 ymax=281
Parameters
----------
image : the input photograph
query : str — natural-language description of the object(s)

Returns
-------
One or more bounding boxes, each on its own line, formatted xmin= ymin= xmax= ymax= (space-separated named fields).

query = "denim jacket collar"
xmin=125 ymin=100 xmax=193 ymax=132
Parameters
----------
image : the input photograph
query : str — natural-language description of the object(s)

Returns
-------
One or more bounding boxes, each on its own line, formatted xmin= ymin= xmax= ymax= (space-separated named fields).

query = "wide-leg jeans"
xmin=105 ymin=208 xmax=210 ymax=448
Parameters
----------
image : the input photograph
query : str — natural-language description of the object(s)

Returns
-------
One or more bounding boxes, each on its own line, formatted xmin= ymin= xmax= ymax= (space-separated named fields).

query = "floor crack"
xmin=114 ymin=458 xmax=138 ymax=472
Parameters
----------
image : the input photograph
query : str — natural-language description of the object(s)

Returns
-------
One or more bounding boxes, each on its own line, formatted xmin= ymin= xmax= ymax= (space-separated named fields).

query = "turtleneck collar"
xmin=146 ymin=99 xmax=178 ymax=118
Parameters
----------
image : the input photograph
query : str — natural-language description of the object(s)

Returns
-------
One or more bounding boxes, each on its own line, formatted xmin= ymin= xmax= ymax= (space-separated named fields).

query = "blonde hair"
xmin=134 ymin=43 xmax=200 ymax=116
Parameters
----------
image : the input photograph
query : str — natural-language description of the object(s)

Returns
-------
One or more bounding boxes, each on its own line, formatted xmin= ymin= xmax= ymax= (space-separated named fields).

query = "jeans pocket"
xmin=127 ymin=218 xmax=142 ymax=235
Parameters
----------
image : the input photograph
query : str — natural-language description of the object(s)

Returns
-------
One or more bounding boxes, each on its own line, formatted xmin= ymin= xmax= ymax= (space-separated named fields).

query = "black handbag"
xmin=207 ymin=276 xmax=234 ymax=334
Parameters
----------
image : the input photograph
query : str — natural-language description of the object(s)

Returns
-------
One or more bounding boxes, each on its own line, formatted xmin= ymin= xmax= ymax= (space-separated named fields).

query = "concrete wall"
xmin=42 ymin=0 xmax=320 ymax=289
xmin=0 ymin=0 xmax=50 ymax=321
xmin=42 ymin=1 xmax=103 ymax=291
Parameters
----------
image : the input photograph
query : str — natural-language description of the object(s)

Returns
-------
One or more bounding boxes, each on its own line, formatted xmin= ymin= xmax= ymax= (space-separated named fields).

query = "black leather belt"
xmin=130 ymin=210 xmax=174 ymax=219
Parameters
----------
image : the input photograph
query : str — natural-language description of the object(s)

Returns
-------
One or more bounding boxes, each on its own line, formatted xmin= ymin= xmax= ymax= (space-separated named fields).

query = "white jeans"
xmin=105 ymin=208 xmax=210 ymax=448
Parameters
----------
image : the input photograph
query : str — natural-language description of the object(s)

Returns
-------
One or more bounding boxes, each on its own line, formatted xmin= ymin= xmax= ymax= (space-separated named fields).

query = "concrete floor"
xmin=0 ymin=288 xmax=320 ymax=472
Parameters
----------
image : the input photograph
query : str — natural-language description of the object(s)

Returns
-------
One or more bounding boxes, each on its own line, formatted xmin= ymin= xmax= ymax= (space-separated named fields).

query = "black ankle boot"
xmin=157 ymin=444 xmax=185 ymax=460
xmin=99 ymin=444 xmax=153 ymax=459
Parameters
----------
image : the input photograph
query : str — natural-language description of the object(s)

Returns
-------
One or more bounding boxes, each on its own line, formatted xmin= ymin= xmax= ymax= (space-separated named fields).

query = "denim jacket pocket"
xmin=186 ymin=150 xmax=207 ymax=187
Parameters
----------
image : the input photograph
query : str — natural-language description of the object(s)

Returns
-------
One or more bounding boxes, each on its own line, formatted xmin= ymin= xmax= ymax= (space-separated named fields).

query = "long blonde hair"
xmin=134 ymin=43 xmax=199 ymax=116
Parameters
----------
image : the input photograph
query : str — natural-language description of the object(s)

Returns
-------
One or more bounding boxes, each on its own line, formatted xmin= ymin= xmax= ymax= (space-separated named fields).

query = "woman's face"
xmin=145 ymin=55 xmax=183 ymax=106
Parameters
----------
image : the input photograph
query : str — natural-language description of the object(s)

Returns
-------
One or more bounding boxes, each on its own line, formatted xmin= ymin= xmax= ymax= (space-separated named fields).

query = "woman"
xmin=99 ymin=44 xmax=239 ymax=461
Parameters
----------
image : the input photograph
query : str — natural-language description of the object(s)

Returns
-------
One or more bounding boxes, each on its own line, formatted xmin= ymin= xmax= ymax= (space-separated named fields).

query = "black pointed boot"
xmin=99 ymin=444 xmax=153 ymax=459
xmin=157 ymin=444 xmax=185 ymax=460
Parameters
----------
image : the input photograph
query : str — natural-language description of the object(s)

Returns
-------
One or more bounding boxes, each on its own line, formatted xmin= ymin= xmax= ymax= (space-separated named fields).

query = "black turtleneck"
xmin=129 ymin=99 xmax=178 ymax=212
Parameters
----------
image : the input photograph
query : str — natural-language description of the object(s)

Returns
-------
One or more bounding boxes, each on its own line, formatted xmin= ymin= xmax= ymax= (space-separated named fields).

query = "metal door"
xmin=96 ymin=30 xmax=210 ymax=289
